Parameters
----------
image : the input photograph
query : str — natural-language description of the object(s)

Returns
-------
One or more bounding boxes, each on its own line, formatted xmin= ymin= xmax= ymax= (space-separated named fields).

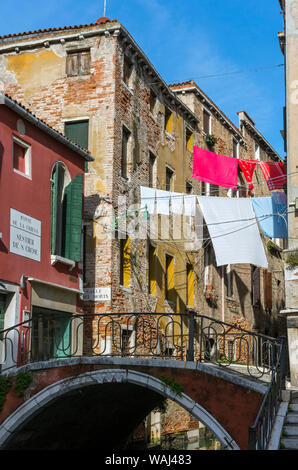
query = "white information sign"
xmin=83 ymin=287 xmax=111 ymax=302
xmin=10 ymin=209 xmax=41 ymax=262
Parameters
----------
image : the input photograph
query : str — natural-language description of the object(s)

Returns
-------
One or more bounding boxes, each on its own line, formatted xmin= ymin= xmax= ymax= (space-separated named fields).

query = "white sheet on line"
xmin=140 ymin=186 xmax=156 ymax=215
xmin=156 ymin=189 xmax=170 ymax=215
xmin=197 ymin=196 xmax=268 ymax=268
xmin=170 ymin=192 xmax=184 ymax=214
xmin=184 ymin=195 xmax=197 ymax=216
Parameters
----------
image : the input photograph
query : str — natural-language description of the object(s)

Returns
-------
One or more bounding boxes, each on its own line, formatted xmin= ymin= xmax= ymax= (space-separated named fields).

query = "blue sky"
xmin=0 ymin=0 xmax=285 ymax=156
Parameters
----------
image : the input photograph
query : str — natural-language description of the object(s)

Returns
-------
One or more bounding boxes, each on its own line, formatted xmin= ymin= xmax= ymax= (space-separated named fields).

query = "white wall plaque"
xmin=83 ymin=287 xmax=111 ymax=302
xmin=10 ymin=209 xmax=41 ymax=262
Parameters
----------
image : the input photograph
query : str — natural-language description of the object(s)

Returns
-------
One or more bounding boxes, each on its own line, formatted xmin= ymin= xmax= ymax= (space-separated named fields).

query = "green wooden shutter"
xmin=65 ymin=121 xmax=89 ymax=173
xmin=51 ymin=164 xmax=59 ymax=255
xmin=65 ymin=121 xmax=89 ymax=149
xmin=0 ymin=294 xmax=6 ymax=341
xmin=55 ymin=315 xmax=71 ymax=358
xmin=64 ymin=173 xmax=83 ymax=261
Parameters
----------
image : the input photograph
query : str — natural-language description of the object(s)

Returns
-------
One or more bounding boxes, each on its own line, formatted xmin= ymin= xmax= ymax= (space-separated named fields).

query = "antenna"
xmin=104 ymin=0 xmax=107 ymax=16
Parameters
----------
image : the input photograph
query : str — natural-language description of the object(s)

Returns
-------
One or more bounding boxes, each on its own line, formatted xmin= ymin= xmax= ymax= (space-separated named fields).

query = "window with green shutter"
xmin=31 ymin=307 xmax=71 ymax=361
xmin=65 ymin=120 xmax=89 ymax=173
xmin=51 ymin=163 xmax=83 ymax=262
xmin=0 ymin=294 xmax=6 ymax=340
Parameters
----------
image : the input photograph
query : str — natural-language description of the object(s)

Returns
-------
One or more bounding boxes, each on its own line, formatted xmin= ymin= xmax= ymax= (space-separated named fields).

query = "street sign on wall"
xmin=10 ymin=208 xmax=41 ymax=262
xmin=83 ymin=287 xmax=111 ymax=302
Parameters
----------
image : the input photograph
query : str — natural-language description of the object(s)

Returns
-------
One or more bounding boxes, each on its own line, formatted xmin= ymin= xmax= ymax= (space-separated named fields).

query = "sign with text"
xmin=83 ymin=287 xmax=111 ymax=302
xmin=10 ymin=209 xmax=41 ymax=262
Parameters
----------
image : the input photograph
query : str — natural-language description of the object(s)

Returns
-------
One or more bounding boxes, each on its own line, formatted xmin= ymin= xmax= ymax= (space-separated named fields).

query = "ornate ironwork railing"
xmin=248 ymin=336 xmax=288 ymax=450
xmin=0 ymin=312 xmax=282 ymax=381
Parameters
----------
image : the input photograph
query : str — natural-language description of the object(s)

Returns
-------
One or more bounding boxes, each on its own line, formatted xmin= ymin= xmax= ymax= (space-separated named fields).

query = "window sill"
xmin=149 ymin=112 xmax=158 ymax=123
xmin=13 ymin=169 xmax=31 ymax=180
xmin=121 ymin=80 xmax=134 ymax=95
xmin=51 ymin=255 xmax=76 ymax=271
xmin=165 ymin=131 xmax=175 ymax=141
xmin=120 ymin=285 xmax=132 ymax=294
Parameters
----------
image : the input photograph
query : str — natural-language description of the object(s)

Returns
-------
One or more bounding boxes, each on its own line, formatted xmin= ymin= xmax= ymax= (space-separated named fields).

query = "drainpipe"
xmin=221 ymin=266 xmax=225 ymax=323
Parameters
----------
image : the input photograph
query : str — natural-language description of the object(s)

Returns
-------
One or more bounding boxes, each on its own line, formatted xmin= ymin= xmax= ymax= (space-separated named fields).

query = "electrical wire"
xmin=167 ymin=64 xmax=284 ymax=84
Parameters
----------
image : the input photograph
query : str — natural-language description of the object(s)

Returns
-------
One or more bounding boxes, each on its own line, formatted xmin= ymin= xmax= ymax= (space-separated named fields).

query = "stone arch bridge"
xmin=0 ymin=313 xmax=286 ymax=450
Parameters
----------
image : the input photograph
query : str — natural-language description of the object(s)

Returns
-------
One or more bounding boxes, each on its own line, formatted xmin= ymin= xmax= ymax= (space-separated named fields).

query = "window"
xmin=31 ymin=307 xmax=71 ymax=361
xmin=201 ymin=181 xmax=210 ymax=196
xmin=186 ymin=127 xmax=193 ymax=152
xmin=149 ymin=152 xmax=156 ymax=188
xmin=120 ymin=236 xmax=131 ymax=287
xmin=165 ymin=254 xmax=175 ymax=301
xmin=13 ymin=136 xmax=31 ymax=177
xmin=254 ymin=142 xmax=260 ymax=161
xmin=66 ymin=49 xmax=90 ymax=76
xmin=123 ymin=56 xmax=133 ymax=87
xmin=121 ymin=326 xmax=133 ymax=356
xmin=121 ymin=126 xmax=131 ymax=179
xmin=149 ymin=243 xmax=157 ymax=296
xmin=203 ymin=109 xmax=211 ymax=134
xmin=166 ymin=167 xmax=174 ymax=192
xmin=150 ymin=90 xmax=157 ymax=115
xmin=204 ymin=245 xmax=211 ymax=287
xmin=210 ymin=184 xmax=219 ymax=197
xmin=232 ymin=139 xmax=239 ymax=158
xmin=186 ymin=182 xmax=192 ymax=194
xmin=65 ymin=120 xmax=89 ymax=173
xmin=187 ymin=264 xmax=194 ymax=307
xmin=51 ymin=162 xmax=83 ymax=261
xmin=64 ymin=120 xmax=89 ymax=149
xmin=226 ymin=264 xmax=233 ymax=297
xmin=164 ymin=107 xmax=173 ymax=135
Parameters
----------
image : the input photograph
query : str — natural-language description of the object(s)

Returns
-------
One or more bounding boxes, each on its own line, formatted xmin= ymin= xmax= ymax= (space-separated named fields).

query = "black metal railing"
xmin=248 ymin=336 xmax=288 ymax=450
xmin=0 ymin=313 xmax=282 ymax=381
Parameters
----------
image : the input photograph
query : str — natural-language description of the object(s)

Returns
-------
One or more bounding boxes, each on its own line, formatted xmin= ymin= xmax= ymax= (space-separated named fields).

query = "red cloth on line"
xmin=259 ymin=161 xmax=286 ymax=190
xmin=238 ymin=159 xmax=257 ymax=195
xmin=192 ymin=146 xmax=238 ymax=188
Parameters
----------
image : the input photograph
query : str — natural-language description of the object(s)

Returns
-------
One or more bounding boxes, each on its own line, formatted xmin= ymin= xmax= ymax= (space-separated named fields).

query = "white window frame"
xmin=12 ymin=135 xmax=31 ymax=179
xmin=232 ymin=137 xmax=239 ymax=159
xmin=254 ymin=141 xmax=260 ymax=161
xmin=202 ymin=107 xmax=212 ymax=135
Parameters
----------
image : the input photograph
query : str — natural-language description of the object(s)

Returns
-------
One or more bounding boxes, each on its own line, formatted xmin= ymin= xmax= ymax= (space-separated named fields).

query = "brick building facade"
xmin=0 ymin=16 xmax=285 ymax=340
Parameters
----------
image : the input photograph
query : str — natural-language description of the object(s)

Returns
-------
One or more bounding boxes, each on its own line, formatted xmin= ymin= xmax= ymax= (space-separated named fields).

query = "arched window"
xmin=51 ymin=162 xmax=83 ymax=261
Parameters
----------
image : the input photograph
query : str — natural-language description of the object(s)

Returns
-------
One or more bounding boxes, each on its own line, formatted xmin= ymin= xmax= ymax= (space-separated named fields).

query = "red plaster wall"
xmin=0 ymin=105 xmax=85 ymax=293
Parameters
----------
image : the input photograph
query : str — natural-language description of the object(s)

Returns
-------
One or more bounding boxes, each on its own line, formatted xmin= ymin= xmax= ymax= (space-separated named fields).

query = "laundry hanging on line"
xmin=258 ymin=161 xmax=286 ymax=191
xmin=192 ymin=146 xmax=238 ymax=189
xmin=192 ymin=146 xmax=286 ymax=193
xmin=251 ymin=193 xmax=287 ymax=239
xmin=238 ymin=159 xmax=258 ymax=195
xmin=140 ymin=187 xmax=198 ymax=216
xmin=197 ymin=196 xmax=268 ymax=268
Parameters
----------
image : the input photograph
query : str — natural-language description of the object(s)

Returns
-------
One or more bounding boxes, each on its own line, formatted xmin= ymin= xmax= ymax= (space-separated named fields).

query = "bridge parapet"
xmin=0 ymin=312 xmax=281 ymax=379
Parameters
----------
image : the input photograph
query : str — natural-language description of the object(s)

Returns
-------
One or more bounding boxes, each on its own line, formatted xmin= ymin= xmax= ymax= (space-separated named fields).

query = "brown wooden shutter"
xmin=251 ymin=266 xmax=260 ymax=306
xmin=264 ymin=270 xmax=272 ymax=310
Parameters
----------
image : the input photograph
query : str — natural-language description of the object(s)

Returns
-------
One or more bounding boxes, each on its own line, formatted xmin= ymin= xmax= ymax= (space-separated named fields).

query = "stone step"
xmin=281 ymin=437 xmax=298 ymax=450
xmin=288 ymin=404 xmax=298 ymax=412
xmin=286 ymin=414 xmax=298 ymax=424
xmin=283 ymin=425 xmax=298 ymax=436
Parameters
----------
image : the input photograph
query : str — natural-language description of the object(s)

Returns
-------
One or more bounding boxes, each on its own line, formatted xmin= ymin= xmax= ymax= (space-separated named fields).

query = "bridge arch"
xmin=0 ymin=368 xmax=240 ymax=450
